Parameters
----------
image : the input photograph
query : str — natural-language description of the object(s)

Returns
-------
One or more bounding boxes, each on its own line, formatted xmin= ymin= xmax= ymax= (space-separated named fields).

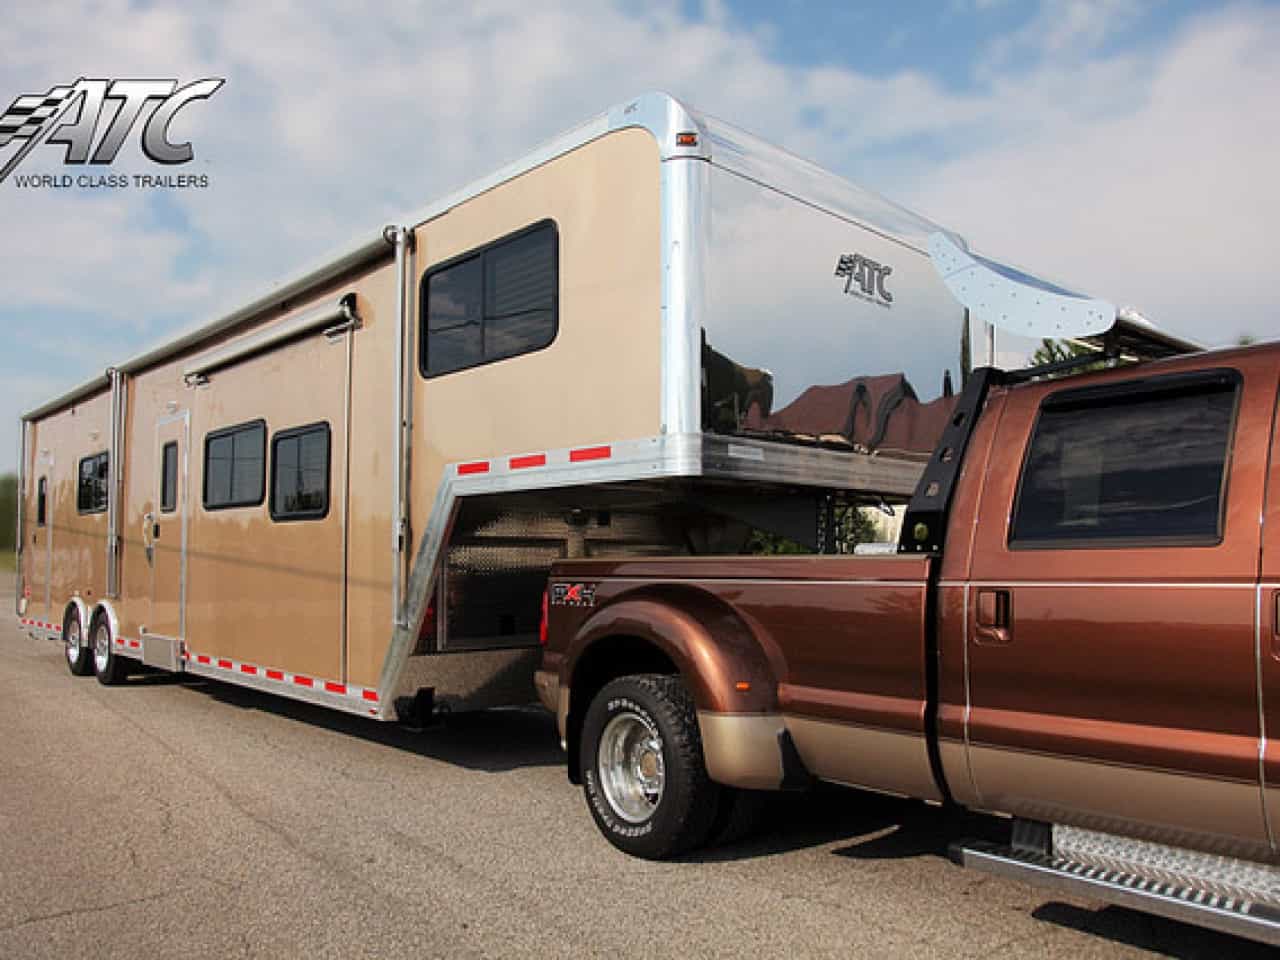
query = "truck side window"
xmin=76 ymin=452 xmax=109 ymax=514
xmin=203 ymin=420 xmax=266 ymax=510
xmin=1010 ymin=371 xmax=1239 ymax=548
xmin=420 ymin=220 xmax=558 ymax=378
xmin=270 ymin=422 xmax=330 ymax=521
xmin=37 ymin=476 xmax=47 ymax=527
xmin=160 ymin=441 xmax=178 ymax=513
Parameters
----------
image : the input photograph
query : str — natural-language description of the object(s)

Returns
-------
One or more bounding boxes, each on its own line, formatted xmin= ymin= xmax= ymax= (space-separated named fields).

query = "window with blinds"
xmin=421 ymin=220 xmax=558 ymax=378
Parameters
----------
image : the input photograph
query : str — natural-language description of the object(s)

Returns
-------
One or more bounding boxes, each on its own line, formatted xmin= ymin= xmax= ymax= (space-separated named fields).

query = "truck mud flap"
xmin=949 ymin=837 xmax=1280 ymax=947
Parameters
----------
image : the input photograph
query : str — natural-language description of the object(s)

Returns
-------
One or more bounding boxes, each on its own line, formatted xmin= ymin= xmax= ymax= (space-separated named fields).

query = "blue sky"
xmin=1 ymin=0 xmax=1277 ymax=472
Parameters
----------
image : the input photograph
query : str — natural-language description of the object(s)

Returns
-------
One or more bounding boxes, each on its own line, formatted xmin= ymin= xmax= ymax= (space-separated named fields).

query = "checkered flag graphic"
xmin=0 ymin=84 xmax=77 ymax=149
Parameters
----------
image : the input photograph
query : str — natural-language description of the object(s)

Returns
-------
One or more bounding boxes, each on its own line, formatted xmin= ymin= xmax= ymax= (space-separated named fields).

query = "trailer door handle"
xmin=975 ymin=589 xmax=1012 ymax=645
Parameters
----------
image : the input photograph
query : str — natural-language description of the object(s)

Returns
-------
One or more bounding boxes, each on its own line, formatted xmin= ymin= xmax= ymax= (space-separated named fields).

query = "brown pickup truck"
xmin=536 ymin=344 xmax=1280 ymax=946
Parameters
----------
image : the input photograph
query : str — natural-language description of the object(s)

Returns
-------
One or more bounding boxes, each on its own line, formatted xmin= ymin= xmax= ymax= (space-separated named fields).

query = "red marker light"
xmin=676 ymin=131 xmax=698 ymax=147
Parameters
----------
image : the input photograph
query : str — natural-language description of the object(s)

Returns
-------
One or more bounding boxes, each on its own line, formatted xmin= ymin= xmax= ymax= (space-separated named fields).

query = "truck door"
xmin=964 ymin=362 xmax=1271 ymax=857
xmin=146 ymin=412 xmax=189 ymax=642
xmin=1255 ymin=379 xmax=1280 ymax=855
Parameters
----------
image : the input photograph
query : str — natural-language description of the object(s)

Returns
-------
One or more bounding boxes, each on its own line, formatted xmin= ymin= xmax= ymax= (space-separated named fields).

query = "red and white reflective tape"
xmin=184 ymin=649 xmax=380 ymax=716
xmin=456 ymin=443 xmax=613 ymax=478
xmin=19 ymin=617 xmax=60 ymax=631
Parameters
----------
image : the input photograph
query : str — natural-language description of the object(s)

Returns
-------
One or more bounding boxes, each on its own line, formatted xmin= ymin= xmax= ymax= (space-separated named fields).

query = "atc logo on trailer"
xmin=0 ymin=78 xmax=224 ymax=187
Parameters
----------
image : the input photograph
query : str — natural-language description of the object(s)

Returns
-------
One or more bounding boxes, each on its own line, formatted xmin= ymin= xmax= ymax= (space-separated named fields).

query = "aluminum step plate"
xmin=952 ymin=840 xmax=1280 ymax=947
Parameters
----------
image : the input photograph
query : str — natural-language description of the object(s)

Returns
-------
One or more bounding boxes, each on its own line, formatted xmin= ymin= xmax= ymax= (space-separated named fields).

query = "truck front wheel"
xmin=580 ymin=674 xmax=720 ymax=859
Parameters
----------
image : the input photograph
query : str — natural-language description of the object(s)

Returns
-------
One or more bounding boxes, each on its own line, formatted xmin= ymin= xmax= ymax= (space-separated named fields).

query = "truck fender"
xmin=565 ymin=585 xmax=796 ymax=790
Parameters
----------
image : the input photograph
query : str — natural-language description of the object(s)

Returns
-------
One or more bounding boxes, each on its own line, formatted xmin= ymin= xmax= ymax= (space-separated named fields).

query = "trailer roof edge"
xmin=22 ymin=92 xmax=703 ymax=423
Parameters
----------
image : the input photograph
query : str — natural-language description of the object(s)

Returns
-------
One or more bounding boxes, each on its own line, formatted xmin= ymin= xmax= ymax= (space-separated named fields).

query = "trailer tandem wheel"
xmin=91 ymin=613 xmax=128 ymax=686
xmin=63 ymin=606 xmax=93 ymax=677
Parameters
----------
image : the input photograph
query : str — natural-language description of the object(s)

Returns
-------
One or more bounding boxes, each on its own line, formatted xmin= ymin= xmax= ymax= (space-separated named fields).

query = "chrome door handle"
xmin=975 ymin=589 xmax=1012 ymax=645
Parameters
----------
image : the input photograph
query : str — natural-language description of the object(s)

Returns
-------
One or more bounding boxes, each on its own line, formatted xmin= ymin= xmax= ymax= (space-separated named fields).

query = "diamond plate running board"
xmin=950 ymin=840 xmax=1280 ymax=947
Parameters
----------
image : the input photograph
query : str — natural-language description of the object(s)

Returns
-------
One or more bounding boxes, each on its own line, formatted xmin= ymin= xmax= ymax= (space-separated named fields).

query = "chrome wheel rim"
xmin=597 ymin=711 xmax=665 ymax=824
xmin=64 ymin=618 xmax=81 ymax=666
xmin=93 ymin=622 xmax=111 ymax=675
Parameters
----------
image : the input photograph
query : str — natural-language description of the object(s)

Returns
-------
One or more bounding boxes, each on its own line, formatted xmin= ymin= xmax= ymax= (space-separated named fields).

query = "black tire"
xmin=579 ymin=674 xmax=720 ymax=859
xmin=63 ymin=607 xmax=93 ymax=677
xmin=90 ymin=613 xmax=128 ymax=686
xmin=709 ymin=787 xmax=773 ymax=847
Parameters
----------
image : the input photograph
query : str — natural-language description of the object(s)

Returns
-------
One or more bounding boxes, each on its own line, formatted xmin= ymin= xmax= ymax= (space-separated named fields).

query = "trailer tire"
xmin=63 ymin=607 xmax=93 ymax=677
xmin=91 ymin=613 xmax=128 ymax=686
xmin=579 ymin=674 xmax=720 ymax=860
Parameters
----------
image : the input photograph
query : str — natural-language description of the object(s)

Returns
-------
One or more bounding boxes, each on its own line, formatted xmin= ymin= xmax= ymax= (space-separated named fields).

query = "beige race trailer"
xmin=14 ymin=92 xmax=1190 ymax=720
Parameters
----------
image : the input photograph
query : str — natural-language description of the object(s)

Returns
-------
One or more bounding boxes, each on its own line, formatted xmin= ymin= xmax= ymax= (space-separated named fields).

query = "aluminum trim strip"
xmin=942 ymin=581 xmax=1259 ymax=589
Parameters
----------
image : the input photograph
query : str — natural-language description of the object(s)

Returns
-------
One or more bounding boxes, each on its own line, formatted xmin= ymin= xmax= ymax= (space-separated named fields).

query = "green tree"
xmin=0 ymin=473 xmax=15 ymax=552
xmin=1031 ymin=338 xmax=1093 ymax=365
xmin=745 ymin=503 xmax=882 ymax=555
xmin=1030 ymin=338 xmax=1109 ymax=377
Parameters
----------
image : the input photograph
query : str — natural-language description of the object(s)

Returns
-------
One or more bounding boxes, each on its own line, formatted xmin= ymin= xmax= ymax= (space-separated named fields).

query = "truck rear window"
xmin=1010 ymin=371 xmax=1238 ymax=548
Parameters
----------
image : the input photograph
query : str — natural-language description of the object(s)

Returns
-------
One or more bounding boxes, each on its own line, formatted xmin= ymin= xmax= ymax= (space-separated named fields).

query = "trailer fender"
xmin=564 ymin=586 xmax=792 ymax=789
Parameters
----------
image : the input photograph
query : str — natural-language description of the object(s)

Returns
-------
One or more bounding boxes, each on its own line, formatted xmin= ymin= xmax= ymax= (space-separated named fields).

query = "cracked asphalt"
xmin=1 ymin=584 xmax=1271 ymax=959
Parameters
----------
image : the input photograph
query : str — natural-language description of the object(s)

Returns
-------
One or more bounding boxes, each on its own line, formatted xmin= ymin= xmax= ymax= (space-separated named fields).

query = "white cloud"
xmin=983 ymin=0 xmax=1153 ymax=68
xmin=911 ymin=3 xmax=1280 ymax=344
xmin=0 ymin=0 xmax=1277 ymax=475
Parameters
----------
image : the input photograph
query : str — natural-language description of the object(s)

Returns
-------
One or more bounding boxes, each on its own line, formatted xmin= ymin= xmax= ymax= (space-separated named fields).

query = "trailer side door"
xmin=146 ymin=411 xmax=189 ymax=643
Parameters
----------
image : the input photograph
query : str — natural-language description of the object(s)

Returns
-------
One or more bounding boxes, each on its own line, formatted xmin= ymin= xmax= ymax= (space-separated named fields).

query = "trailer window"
xmin=1010 ymin=372 xmax=1239 ymax=548
xmin=421 ymin=220 xmax=558 ymax=378
xmin=270 ymin=422 xmax=330 ymax=521
xmin=37 ymin=476 xmax=47 ymax=527
xmin=76 ymin=452 xmax=109 ymax=514
xmin=160 ymin=441 xmax=178 ymax=513
xmin=203 ymin=420 xmax=266 ymax=510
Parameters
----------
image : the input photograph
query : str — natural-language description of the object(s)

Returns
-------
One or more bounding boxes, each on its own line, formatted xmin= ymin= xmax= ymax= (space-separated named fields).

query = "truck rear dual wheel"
xmin=580 ymin=674 xmax=722 ymax=860
xmin=63 ymin=608 xmax=93 ymax=677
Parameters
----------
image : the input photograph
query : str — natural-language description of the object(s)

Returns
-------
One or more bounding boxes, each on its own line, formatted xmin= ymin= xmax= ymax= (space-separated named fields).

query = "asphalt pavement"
xmin=0 ymin=584 xmax=1269 ymax=959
